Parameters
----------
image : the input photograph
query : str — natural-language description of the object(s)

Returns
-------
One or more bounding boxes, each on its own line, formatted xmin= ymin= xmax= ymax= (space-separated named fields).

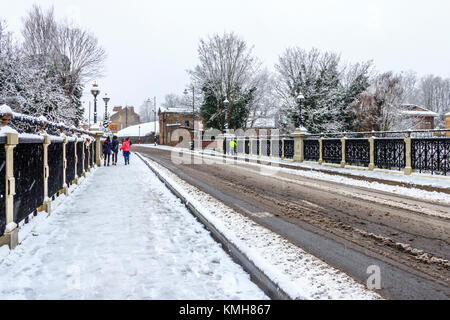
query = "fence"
xmin=0 ymin=104 xmax=100 ymax=243
xmin=211 ymin=128 xmax=450 ymax=176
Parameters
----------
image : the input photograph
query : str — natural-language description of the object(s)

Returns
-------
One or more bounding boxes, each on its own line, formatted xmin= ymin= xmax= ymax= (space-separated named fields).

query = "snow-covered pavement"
xmin=0 ymin=153 xmax=267 ymax=300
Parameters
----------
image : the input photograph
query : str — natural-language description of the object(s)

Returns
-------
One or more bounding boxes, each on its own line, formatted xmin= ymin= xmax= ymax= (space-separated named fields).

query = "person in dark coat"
xmin=111 ymin=136 xmax=119 ymax=166
xmin=102 ymin=136 xmax=112 ymax=166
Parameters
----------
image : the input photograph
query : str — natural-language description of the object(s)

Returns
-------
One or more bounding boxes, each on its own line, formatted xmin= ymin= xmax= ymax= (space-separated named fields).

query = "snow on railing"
xmin=0 ymin=104 xmax=99 ymax=242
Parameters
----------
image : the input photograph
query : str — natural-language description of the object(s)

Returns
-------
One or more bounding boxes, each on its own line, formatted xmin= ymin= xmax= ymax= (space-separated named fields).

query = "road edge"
xmin=135 ymin=152 xmax=292 ymax=301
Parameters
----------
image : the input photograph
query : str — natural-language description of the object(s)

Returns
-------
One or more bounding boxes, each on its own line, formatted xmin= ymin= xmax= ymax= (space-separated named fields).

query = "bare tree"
xmin=245 ymin=69 xmax=279 ymax=129
xmin=22 ymin=4 xmax=106 ymax=94
xmin=161 ymin=93 xmax=183 ymax=109
xmin=139 ymin=98 xmax=156 ymax=122
xmin=350 ymin=72 xmax=409 ymax=131
xmin=22 ymin=5 xmax=58 ymax=60
xmin=417 ymin=75 xmax=450 ymax=127
xmin=189 ymin=32 xmax=260 ymax=130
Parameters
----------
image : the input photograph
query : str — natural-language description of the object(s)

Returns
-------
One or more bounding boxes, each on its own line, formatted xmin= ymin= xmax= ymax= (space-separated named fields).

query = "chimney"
xmin=113 ymin=106 xmax=122 ymax=112
xmin=129 ymin=107 xmax=135 ymax=114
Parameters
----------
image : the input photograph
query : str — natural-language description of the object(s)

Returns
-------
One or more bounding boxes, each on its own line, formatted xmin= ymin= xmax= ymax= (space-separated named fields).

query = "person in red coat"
xmin=120 ymin=137 xmax=131 ymax=165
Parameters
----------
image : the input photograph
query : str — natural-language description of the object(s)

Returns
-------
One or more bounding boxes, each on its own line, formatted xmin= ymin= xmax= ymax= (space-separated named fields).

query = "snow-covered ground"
xmin=117 ymin=121 xmax=159 ymax=138
xmin=138 ymin=145 xmax=450 ymax=206
xmin=138 ymin=153 xmax=382 ymax=300
xmin=0 ymin=154 xmax=266 ymax=300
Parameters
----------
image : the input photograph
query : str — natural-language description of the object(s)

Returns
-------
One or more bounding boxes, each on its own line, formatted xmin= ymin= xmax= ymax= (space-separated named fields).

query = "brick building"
xmin=401 ymin=104 xmax=438 ymax=130
xmin=158 ymin=107 xmax=204 ymax=146
xmin=110 ymin=106 xmax=140 ymax=130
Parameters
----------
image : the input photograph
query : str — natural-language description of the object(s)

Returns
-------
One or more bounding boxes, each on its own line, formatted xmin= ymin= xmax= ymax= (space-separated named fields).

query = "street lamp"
xmin=91 ymin=83 xmax=100 ymax=124
xmin=184 ymin=87 xmax=195 ymax=150
xmin=296 ymin=91 xmax=305 ymax=130
xmin=223 ymin=98 xmax=230 ymax=132
xmin=103 ymin=93 xmax=110 ymax=129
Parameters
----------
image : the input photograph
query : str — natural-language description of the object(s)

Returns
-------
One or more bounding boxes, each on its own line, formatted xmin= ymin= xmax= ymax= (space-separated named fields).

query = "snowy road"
xmin=0 ymin=154 xmax=267 ymax=300
xmin=134 ymin=146 xmax=450 ymax=300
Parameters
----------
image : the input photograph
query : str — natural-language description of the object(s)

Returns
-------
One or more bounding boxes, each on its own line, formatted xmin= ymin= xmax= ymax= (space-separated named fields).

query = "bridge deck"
xmin=0 ymin=153 xmax=266 ymax=299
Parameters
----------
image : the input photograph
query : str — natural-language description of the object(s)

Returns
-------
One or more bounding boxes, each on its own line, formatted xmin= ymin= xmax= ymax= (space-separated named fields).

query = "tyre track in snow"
xmin=134 ymin=146 xmax=450 ymax=300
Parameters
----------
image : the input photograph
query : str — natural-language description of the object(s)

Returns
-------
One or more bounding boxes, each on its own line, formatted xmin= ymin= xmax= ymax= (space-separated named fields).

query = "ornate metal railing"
xmin=13 ymin=140 xmax=44 ymax=224
xmin=304 ymin=139 xmax=320 ymax=161
xmin=265 ymin=139 xmax=271 ymax=156
xmin=84 ymin=143 xmax=89 ymax=173
xmin=322 ymin=139 xmax=342 ymax=164
xmin=271 ymin=139 xmax=281 ymax=158
xmin=284 ymin=139 xmax=294 ymax=159
xmin=0 ymin=140 xmax=5 ymax=236
xmin=93 ymin=142 xmax=97 ymax=167
xmin=412 ymin=138 xmax=450 ymax=176
xmin=76 ymin=141 xmax=83 ymax=177
xmin=345 ymin=139 xmax=370 ymax=167
xmin=374 ymin=138 xmax=405 ymax=171
xmin=237 ymin=139 xmax=245 ymax=154
xmin=66 ymin=141 xmax=75 ymax=186
xmin=47 ymin=140 xmax=64 ymax=200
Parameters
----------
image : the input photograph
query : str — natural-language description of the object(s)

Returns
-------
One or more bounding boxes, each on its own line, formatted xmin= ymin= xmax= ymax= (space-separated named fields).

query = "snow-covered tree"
xmin=275 ymin=47 xmax=371 ymax=133
xmin=0 ymin=4 xmax=106 ymax=128
xmin=189 ymin=32 xmax=260 ymax=131
xmin=350 ymin=72 xmax=409 ymax=131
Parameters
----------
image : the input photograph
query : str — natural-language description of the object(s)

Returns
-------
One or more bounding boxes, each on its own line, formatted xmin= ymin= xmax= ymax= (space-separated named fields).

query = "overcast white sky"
xmin=1 ymin=0 xmax=450 ymax=119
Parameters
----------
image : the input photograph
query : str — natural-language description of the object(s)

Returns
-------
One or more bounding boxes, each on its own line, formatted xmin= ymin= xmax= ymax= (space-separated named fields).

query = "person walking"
xmin=120 ymin=137 xmax=131 ymax=165
xmin=102 ymin=136 xmax=112 ymax=166
xmin=111 ymin=135 xmax=119 ymax=165
xmin=229 ymin=139 xmax=237 ymax=155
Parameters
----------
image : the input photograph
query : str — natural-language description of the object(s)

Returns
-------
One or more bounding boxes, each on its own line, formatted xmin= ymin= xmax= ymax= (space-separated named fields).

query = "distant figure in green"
xmin=229 ymin=140 xmax=237 ymax=155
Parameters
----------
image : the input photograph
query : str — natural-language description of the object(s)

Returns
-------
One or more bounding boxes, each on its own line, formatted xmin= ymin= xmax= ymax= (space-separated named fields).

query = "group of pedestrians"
xmin=102 ymin=136 xmax=132 ymax=166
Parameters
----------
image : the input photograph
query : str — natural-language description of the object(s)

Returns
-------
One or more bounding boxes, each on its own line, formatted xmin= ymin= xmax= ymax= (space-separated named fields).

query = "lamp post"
xmin=91 ymin=83 xmax=100 ymax=124
xmin=184 ymin=87 xmax=195 ymax=150
xmin=103 ymin=93 xmax=110 ymax=129
xmin=296 ymin=91 xmax=305 ymax=130
xmin=223 ymin=98 xmax=230 ymax=133
xmin=139 ymin=125 xmax=141 ymax=144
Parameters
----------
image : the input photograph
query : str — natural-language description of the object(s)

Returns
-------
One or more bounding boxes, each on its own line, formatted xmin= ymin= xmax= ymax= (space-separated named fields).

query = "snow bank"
xmin=139 ymin=153 xmax=382 ymax=300
xmin=117 ymin=121 xmax=159 ymax=138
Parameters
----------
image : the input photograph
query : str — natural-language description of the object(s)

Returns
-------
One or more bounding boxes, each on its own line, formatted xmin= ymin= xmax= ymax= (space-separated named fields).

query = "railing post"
xmin=368 ymin=137 xmax=375 ymax=170
xmin=404 ymin=136 xmax=413 ymax=175
xmin=341 ymin=137 xmax=346 ymax=168
xmin=62 ymin=137 xmax=68 ymax=195
xmin=2 ymin=132 xmax=19 ymax=249
xmin=43 ymin=135 xmax=51 ymax=214
xmin=95 ymin=132 xmax=103 ymax=166
xmin=281 ymin=139 xmax=285 ymax=159
xmin=292 ymin=131 xmax=307 ymax=163
xmin=73 ymin=136 xmax=78 ymax=184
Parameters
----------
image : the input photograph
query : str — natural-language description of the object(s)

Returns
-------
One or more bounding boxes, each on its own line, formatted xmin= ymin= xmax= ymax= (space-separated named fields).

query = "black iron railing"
xmin=237 ymin=139 xmax=245 ymax=154
xmin=77 ymin=141 xmax=83 ymax=177
xmin=322 ymin=139 xmax=342 ymax=164
xmin=374 ymin=138 xmax=405 ymax=171
xmin=412 ymin=138 xmax=450 ymax=176
xmin=284 ymin=139 xmax=294 ymax=159
xmin=304 ymin=139 xmax=320 ymax=161
xmin=47 ymin=141 xmax=64 ymax=200
xmin=84 ymin=143 xmax=89 ymax=172
xmin=345 ymin=139 xmax=370 ymax=167
xmin=245 ymin=138 xmax=250 ymax=155
xmin=13 ymin=140 xmax=44 ymax=224
xmin=66 ymin=141 xmax=75 ymax=185
xmin=271 ymin=139 xmax=281 ymax=158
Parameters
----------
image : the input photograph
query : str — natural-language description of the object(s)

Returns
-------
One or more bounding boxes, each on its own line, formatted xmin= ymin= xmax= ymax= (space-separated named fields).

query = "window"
xmin=184 ymin=120 xmax=190 ymax=127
